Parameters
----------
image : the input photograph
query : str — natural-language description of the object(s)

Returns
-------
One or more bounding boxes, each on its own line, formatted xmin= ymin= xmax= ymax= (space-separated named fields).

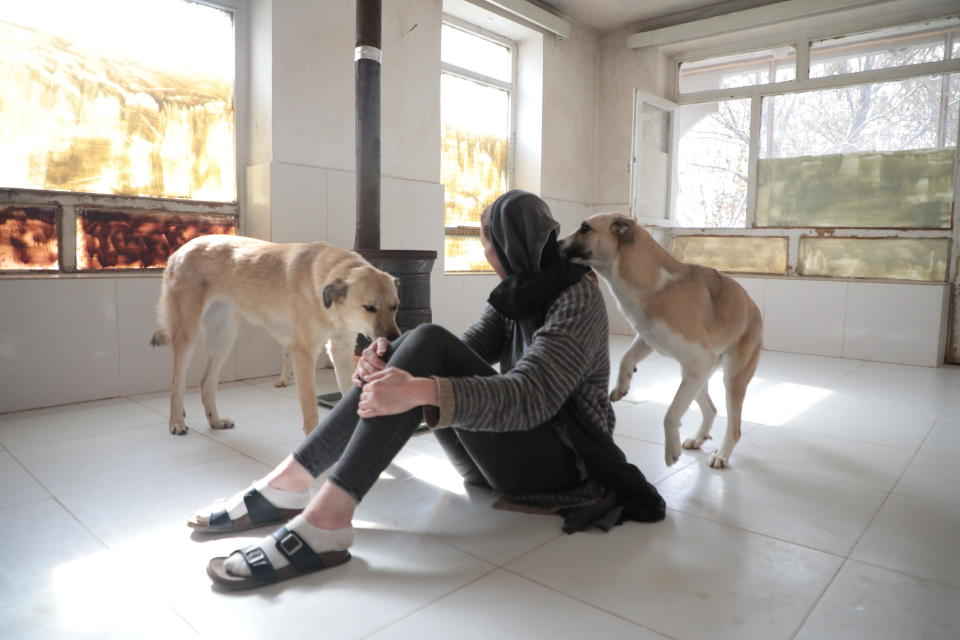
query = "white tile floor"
xmin=1 ymin=335 xmax=959 ymax=639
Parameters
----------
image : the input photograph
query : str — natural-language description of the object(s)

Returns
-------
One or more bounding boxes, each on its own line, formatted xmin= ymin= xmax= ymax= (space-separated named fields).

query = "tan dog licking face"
xmin=559 ymin=213 xmax=636 ymax=270
xmin=323 ymin=266 xmax=401 ymax=340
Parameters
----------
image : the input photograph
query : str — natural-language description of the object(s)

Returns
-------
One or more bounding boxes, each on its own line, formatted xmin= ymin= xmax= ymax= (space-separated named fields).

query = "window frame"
xmin=0 ymin=0 xmax=246 ymax=275
xmin=659 ymin=16 xmax=960 ymax=283
xmin=440 ymin=15 xmax=517 ymax=274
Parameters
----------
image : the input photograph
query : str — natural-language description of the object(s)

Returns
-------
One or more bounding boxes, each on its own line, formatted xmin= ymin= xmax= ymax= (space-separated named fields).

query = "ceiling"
xmin=536 ymin=0 xmax=790 ymax=33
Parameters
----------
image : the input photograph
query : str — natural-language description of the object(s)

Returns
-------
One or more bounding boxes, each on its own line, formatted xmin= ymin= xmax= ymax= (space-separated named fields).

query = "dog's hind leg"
xmin=610 ymin=335 xmax=653 ymax=402
xmin=683 ymin=384 xmax=717 ymax=451
xmin=168 ymin=290 xmax=205 ymax=435
xmin=664 ymin=359 xmax=714 ymax=466
xmin=200 ymin=300 xmax=237 ymax=430
xmin=711 ymin=340 xmax=761 ymax=469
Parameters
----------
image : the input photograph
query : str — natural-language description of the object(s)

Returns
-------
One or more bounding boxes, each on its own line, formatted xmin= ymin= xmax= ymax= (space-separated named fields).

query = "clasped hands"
xmin=354 ymin=337 xmax=438 ymax=419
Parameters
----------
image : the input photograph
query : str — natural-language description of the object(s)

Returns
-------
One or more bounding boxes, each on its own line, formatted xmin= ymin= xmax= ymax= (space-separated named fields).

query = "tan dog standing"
xmin=151 ymin=235 xmax=400 ymax=436
xmin=559 ymin=214 xmax=762 ymax=468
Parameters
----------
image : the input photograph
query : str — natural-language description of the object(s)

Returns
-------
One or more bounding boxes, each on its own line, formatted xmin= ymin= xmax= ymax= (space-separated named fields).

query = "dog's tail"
xmin=150 ymin=278 xmax=172 ymax=347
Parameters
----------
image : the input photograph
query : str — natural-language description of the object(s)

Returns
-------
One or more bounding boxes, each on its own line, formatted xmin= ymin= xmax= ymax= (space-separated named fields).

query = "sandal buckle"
xmin=245 ymin=547 xmax=266 ymax=565
xmin=279 ymin=531 xmax=304 ymax=556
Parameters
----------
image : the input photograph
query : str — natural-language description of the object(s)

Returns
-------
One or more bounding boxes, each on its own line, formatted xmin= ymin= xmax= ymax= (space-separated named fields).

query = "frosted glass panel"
xmin=635 ymin=103 xmax=670 ymax=220
xmin=76 ymin=209 xmax=236 ymax=270
xmin=0 ymin=1 xmax=236 ymax=201
xmin=799 ymin=237 xmax=949 ymax=281
xmin=672 ymin=236 xmax=788 ymax=274
xmin=0 ymin=205 xmax=58 ymax=270
xmin=756 ymin=148 xmax=955 ymax=228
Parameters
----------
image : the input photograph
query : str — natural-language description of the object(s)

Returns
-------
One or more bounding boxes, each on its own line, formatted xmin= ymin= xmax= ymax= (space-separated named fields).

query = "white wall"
xmin=0 ymin=276 xmax=282 ymax=414
xmin=733 ymin=276 xmax=949 ymax=367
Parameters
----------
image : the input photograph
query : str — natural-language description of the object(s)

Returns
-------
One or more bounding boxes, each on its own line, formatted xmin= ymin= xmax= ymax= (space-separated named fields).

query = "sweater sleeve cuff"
xmin=424 ymin=377 xmax=455 ymax=429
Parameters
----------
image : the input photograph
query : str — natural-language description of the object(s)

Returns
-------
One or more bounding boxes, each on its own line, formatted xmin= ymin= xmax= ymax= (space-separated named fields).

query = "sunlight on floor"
xmin=393 ymin=453 xmax=468 ymax=496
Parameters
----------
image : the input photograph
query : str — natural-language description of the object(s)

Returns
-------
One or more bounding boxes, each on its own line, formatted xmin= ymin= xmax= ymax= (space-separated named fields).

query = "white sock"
xmin=224 ymin=514 xmax=354 ymax=577
xmin=194 ymin=479 xmax=310 ymax=522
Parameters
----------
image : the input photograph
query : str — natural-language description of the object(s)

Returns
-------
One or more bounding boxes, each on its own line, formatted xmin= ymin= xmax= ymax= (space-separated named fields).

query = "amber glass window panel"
xmin=672 ymin=236 xmax=788 ymax=274
xmin=679 ymin=46 xmax=796 ymax=94
xmin=76 ymin=209 xmax=236 ymax=270
xmin=798 ymin=237 xmax=949 ymax=281
xmin=757 ymin=74 xmax=958 ymax=228
xmin=444 ymin=233 xmax=493 ymax=273
xmin=810 ymin=18 xmax=959 ymax=78
xmin=441 ymin=67 xmax=508 ymax=273
xmin=0 ymin=1 xmax=235 ymax=201
xmin=0 ymin=205 xmax=58 ymax=270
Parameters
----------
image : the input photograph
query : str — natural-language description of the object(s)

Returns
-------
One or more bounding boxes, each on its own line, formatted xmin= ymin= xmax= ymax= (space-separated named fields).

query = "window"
xmin=441 ymin=20 xmax=514 ymax=273
xmin=679 ymin=46 xmax=796 ymax=94
xmin=662 ymin=18 xmax=960 ymax=282
xmin=0 ymin=0 xmax=238 ymax=272
xmin=809 ymin=17 xmax=960 ymax=78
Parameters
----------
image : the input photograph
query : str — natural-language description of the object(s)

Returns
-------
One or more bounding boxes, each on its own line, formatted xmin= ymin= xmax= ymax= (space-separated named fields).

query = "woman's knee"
xmin=402 ymin=323 xmax=456 ymax=348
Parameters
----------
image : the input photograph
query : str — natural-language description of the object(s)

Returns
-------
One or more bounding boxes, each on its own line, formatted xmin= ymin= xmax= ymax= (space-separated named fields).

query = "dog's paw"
xmin=609 ymin=386 xmax=628 ymax=402
xmin=274 ymin=378 xmax=292 ymax=388
xmin=682 ymin=435 xmax=711 ymax=450
xmin=664 ymin=439 xmax=682 ymax=467
xmin=169 ymin=422 xmax=189 ymax=435
xmin=708 ymin=453 xmax=729 ymax=469
xmin=209 ymin=417 xmax=235 ymax=430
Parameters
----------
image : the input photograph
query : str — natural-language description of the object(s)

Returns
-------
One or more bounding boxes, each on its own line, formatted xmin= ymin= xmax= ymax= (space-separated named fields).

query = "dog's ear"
xmin=322 ymin=278 xmax=349 ymax=308
xmin=610 ymin=217 xmax=635 ymax=245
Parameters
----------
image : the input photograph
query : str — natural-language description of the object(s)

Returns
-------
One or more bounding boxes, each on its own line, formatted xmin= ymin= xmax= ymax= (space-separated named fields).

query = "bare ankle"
xmin=264 ymin=455 xmax=313 ymax=491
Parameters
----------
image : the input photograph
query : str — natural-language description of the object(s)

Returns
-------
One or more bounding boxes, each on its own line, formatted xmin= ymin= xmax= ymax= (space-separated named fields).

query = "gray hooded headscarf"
xmin=484 ymin=190 xmax=589 ymax=367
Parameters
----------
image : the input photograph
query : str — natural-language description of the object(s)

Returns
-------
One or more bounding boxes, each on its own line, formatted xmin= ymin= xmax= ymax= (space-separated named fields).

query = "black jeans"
xmin=292 ymin=323 xmax=582 ymax=502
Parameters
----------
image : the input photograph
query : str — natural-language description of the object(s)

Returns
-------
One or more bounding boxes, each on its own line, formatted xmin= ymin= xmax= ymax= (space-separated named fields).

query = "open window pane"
xmin=676 ymin=99 xmax=750 ymax=227
xmin=76 ymin=209 xmax=235 ymax=270
xmin=756 ymin=74 xmax=958 ymax=228
xmin=441 ymin=24 xmax=511 ymax=82
xmin=672 ymin=236 xmax=788 ymax=274
xmin=810 ymin=18 xmax=958 ymax=77
xmin=634 ymin=102 xmax=671 ymax=219
xmin=679 ymin=46 xmax=795 ymax=93
xmin=799 ymin=237 xmax=949 ymax=281
xmin=0 ymin=0 xmax=236 ymax=201
xmin=0 ymin=205 xmax=58 ymax=270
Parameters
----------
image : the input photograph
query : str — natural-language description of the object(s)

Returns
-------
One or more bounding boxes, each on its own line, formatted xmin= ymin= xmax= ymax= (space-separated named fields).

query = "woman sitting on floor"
xmin=192 ymin=190 xmax=665 ymax=590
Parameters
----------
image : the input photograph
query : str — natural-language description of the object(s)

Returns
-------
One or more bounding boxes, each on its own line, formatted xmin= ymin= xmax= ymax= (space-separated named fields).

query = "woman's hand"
xmin=353 ymin=337 xmax=390 ymax=387
xmin=357 ymin=367 xmax=438 ymax=419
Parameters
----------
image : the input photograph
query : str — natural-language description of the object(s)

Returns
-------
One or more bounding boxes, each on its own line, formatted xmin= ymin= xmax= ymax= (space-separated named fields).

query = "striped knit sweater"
xmin=427 ymin=275 xmax=615 ymax=509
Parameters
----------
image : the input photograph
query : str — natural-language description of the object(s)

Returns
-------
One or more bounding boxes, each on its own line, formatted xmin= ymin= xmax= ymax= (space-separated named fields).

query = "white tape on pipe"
xmin=355 ymin=46 xmax=382 ymax=63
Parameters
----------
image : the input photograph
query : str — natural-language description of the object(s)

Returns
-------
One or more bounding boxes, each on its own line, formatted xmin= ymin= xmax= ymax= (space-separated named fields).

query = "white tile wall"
xmin=0 ymin=279 xmax=121 ymax=413
xmin=731 ymin=275 xmax=765 ymax=314
xmin=843 ymin=282 xmax=949 ymax=366
xmin=430 ymin=271 xmax=464 ymax=337
xmin=401 ymin=180 xmax=445 ymax=252
xmin=116 ymin=277 xmax=239 ymax=397
xmin=270 ymin=162 xmax=327 ymax=243
xmin=764 ymin=278 xmax=847 ymax=357
xmin=325 ymin=168 xmax=356 ymax=249
xmin=461 ymin=275 xmax=501 ymax=332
